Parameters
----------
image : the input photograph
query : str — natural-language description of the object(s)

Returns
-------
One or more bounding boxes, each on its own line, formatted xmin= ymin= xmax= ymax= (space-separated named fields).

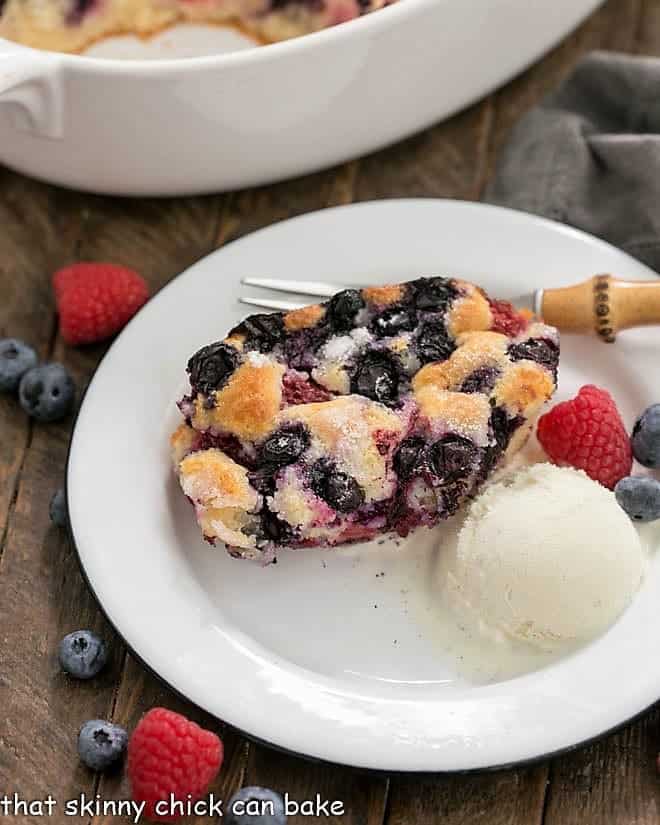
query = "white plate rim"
xmin=66 ymin=199 xmax=660 ymax=772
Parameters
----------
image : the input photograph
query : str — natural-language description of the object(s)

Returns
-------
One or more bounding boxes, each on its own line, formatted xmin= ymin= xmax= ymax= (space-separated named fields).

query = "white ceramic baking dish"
xmin=0 ymin=0 xmax=602 ymax=197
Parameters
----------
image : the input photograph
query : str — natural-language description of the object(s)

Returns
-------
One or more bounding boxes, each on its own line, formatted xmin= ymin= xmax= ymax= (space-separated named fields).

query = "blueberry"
xmin=67 ymin=0 xmax=98 ymax=24
xmin=187 ymin=342 xmax=239 ymax=396
xmin=416 ymin=321 xmax=455 ymax=364
xmin=352 ymin=352 xmax=399 ymax=405
xmin=615 ymin=476 xmax=660 ymax=522
xmin=632 ymin=404 xmax=660 ymax=468
xmin=460 ymin=366 xmax=499 ymax=394
xmin=393 ymin=437 xmax=426 ymax=480
xmin=231 ymin=313 xmax=285 ymax=354
xmin=0 ymin=338 xmax=38 ymax=393
xmin=326 ymin=289 xmax=364 ymax=332
xmin=225 ymin=786 xmax=286 ymax=825
xmin=260 ymin=426 xmax=309 ymax=467
xmin=18 ymin=364 xmax=75 ymax=422
xmin=78 ymin=720 xmax=127 ymax=771
xmin=258 ymin=509 xmax=292 ymax=544
xmin=49 ymin=488 xmax=67 ymax=528
xmin=411 ymin=277 xmax=457 ymax=310
xmin=429 ymin=435 xmax=478 ymax=481
xmin=370 ymin=307 xmax=417 ymax=338
xmin=311 ymin=462 xmax=365 ymax=512
xmin=508 ymin=338 xmax=559 ymax=373
xmin=58 ymin=630 xmax=107 ymax=679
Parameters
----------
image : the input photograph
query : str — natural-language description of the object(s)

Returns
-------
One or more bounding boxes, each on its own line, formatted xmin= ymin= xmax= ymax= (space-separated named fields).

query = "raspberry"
xmin=537 ymin=385 xmax=632 ymax=489
xmin=282 ymin=371 xmax=332 ymax=405
xmin=53 ymin=263 xmax=149 ymax=345
xmin=489 ymin=299 xmax=529 ymax=337
xmin=127 ymin=708 xmax=223 ymax=822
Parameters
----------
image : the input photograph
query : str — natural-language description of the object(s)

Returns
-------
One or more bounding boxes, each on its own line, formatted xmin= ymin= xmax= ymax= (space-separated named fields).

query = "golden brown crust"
xmin=179 ymin=449 xmax=258 ymax=511
xmin=284 ymin=396 xmax=405 ymax=501
xmin=284 ymin=304 xmax=326 ymax=331
xmin=170 ymin=423 xmax=197 ymax=465
xmin=414 ymin=386 xmax=491 ymax=443
xmin=362 ymin=284 xmax=405 ymax=307
xmin=494 ymin=362 xmax=555 ymax=415
xmin=192 ymin=358 xmax=284 ymax=441
xmin=412 ymin=331 xmax=509 ymax=393
xmin=446 ymin=286 xmax=493 ymax=337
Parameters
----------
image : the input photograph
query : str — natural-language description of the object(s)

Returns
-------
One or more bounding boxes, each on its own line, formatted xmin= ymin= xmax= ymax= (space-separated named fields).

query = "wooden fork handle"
xmin=541 ymin=275 xmax=660 ymax=342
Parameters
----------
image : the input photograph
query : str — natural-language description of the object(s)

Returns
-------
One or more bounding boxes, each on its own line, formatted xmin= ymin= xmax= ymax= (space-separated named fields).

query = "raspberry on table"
xmin=53 ymin=262 xmax=149 ymax=346
xmin=128 ymin=708 xmax=223 ymax=822
xmin=537 ymin=384 xmax=632 ymax=490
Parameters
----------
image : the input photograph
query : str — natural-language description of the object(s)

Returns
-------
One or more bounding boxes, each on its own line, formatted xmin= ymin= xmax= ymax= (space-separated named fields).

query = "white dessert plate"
xmin=67 ymin=200 xmax=660 ymax=772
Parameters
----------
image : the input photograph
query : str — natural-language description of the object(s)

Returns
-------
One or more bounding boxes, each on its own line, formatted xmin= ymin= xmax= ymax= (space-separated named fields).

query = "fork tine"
xmin=241 ymin=277 xmax=340 ymax=298
xmin=239 ymin=296 xmax=308 ymax=312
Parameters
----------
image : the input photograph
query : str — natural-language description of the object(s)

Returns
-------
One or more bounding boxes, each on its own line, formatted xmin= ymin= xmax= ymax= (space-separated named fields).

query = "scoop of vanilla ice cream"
xmin=439 ymin=463 xmax=645 ymax=650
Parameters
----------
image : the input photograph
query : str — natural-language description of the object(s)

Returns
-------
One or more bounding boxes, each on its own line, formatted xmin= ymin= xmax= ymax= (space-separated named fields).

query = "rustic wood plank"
xmin=354 ymin=100 xmax=494 ymax=202
xmin=544 ymin=707 xmax=660 ymax=825
xmin=484 ymin=0 xmax=644 ymax=188
xmin=386 ymin=767 xmax=549 ymax=825
xmin=0 ymin=183 xmax=226 ymax=825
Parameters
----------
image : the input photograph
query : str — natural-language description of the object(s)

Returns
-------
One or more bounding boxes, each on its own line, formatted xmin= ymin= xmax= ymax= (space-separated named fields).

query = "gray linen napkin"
xmin=485 ymin=51 xmax=660 ymax=272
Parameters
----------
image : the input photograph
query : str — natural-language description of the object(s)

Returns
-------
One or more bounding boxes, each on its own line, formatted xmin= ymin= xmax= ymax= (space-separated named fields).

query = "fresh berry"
xmin=411 ymin=277 xmax=457 ymax=310
xmin=311 ymin=462 xmax=365 ymax=512
xmin=231 ymin=313 xmax=284 ymax=354
xmin=615 ymin=476 xmax=660 ymax=522
xmin=53 ymin=262 xmax=149 ymax=345
xmin=226 ymin=786 xmax=287 ymax=825
xmin=19 ymin=364 xmax=75 ymax=422
xmin=260 ymin=426 xmax=309 ymax=467
xmin=489 ymin=299 xmax=528 ymax=337
xmin=430 ymin=435 xmax=478 ymax=481
xmin=59 ymin=630 xmax=107 ymax=679
xmin=370 ymin=307 xmax=416 ymax=338
xmin=78 ymin=720 xmax=128 ymax=771
xmin=415 ymin=321 xmax=455 ymax=364
xmin=631 ymin=404 xmax=660 ymax=468
xmin=393 ymin=437 xmax=426 ymax=480
xmin=352 ymin=351 xmax=399 ymax=405
xmin=0 ymin=338 xmax=38 ymax=393
xmin=537 ymin=385 xmax=632 ymax=489
xmin=49 ymin=488 xmax=67 ymax=527
xmin=187 ymin=342 xmax=239 ymax=396
xmin=128 ymin=708 xmax=223 ymax=822
xmin=326 ymin=289 xmax=364 ymax=332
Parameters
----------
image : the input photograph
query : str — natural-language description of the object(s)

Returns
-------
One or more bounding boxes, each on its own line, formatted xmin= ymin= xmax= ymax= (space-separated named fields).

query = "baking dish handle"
xmin=0 ymin=40 xmax=64 ymax=139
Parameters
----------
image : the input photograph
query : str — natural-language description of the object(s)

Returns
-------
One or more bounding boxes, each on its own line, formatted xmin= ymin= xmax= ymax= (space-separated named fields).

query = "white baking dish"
xmin=0 ymin=0 xmax=602 ymax=196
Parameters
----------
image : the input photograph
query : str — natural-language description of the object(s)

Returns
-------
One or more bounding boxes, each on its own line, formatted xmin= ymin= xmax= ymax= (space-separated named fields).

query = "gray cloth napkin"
xmin=485 ymin=51 xmax=660 ymax=272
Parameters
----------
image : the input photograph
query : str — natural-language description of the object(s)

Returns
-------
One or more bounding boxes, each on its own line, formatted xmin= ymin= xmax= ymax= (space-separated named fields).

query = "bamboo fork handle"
xmin=541 ymin=275 xmax=660 ymax=343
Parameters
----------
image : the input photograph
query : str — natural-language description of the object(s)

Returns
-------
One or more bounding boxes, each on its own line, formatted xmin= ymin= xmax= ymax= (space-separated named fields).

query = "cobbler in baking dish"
xmin=0 ymin=0 xmax=394 ymax=52
xmin=170 ymin=277 xmax=559 ymax=562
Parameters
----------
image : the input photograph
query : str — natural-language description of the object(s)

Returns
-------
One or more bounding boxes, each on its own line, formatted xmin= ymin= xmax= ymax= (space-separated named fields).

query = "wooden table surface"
xmin=3 ymin=1 xmax=660 ymax=822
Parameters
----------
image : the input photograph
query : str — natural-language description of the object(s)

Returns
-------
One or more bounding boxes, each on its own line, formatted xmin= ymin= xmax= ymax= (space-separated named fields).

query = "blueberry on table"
xmin=225 ymin=786 xmax=287 ymax=825
xmin=615 ymin=476 xmax=660 ymax=522
xmin=19 ymin=363 xmax=75 ymax=422
xmin=631 ymin=404 xmax=660 ymax=468
xmin=0 ymin=338 xmax=38 ymax=393
xmin=49 ymin=488 xmax=67 ymax=527
xmin=59 ymin=630 xmax=107 ymax=679
xmin=78 ymin=720 xmax=127 ymax=771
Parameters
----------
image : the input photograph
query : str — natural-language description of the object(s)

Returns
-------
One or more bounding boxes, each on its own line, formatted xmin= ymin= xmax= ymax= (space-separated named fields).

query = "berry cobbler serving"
xmin=170 ymin=277 xmax=559 ymax=562
xmin=0 ymin=0 xmax=395 ymax=52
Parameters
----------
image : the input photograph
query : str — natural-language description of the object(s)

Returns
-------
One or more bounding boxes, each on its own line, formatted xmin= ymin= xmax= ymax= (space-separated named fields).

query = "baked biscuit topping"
xmin=172 ymin=276 xmax=560 ymax=560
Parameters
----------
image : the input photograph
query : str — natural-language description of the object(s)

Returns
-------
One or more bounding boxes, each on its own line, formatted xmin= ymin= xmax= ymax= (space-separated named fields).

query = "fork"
xmin=241 ymin=274 xmax=660 ymax=343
